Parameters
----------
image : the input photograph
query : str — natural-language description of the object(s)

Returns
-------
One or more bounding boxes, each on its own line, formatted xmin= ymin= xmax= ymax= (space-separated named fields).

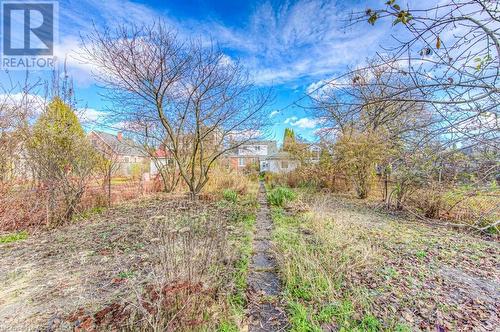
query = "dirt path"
xmin=247 ymin=182 xmax=288 ymax=331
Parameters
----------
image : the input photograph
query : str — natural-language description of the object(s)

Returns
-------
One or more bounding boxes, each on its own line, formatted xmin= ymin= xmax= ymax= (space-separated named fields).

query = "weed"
xmin=223 ymin=189 xmax=238 ymax=203
xmin=360 ymin=314 xmax=382 ymax=331
xmin=383 ymin=266 xmax=399 ymax=280
xmin=394 ymin=323 xmax=412 ymax=332
xmin=416 ymin=250 xmax=427 ymax=259
xmin=268 ymin=187 xmax=297 ymax=207
xmin=0 ymin=231 xmax=28 ymax=244
xmin=316 ymin=304 xmax=337 ymax=323
xmin=217 ymin=321 xmax=239 ymax=332
xmin=225 ymin=194 xmax=257 ymax=329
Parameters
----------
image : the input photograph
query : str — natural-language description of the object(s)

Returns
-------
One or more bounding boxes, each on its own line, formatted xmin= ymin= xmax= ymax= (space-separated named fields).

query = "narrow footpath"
xmin=247 ymin=182 xmax=288 ymax=331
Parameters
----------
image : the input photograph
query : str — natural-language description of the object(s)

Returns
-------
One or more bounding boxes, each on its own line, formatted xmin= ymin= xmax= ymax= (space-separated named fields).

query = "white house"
xmin=265 ymin=151 xmax=300 ymax=173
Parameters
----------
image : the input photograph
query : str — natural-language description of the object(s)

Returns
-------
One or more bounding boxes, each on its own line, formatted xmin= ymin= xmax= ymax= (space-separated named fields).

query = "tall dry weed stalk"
xmin=125 ymin=213 xmax=230 ymax=331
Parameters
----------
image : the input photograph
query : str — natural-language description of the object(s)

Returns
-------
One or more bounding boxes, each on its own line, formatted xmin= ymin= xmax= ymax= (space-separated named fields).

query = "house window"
xmin=255 ymin=146 xmax=261 ymax=151
xmin=123 ymin=157 xmax=130 ymax=163
xmin=281 ymin=161 xmax=288 ymax=169
xmin=239 ymin=158 xmax=245 ymax=167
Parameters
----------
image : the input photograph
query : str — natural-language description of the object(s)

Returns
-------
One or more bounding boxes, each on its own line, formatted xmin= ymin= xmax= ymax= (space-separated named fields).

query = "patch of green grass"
xmin=117 ymin=271 xmax=134 ymax=279
xmin=272 ymin=209 xmax=331 ymax=302
xmin=0 ymin=231 xmax=28 ymax=244
xmin=382 ymin=266 xmax=399 ymax=280
xmin=268 ymin=187 xmax=297 ymax=207
xmin=394 ymin=323 xmax=412 ymax=332
xmin=270 ymin=200 xmax=404 ymax=332
xmin=416 ymin=250 xmax=427 ymax=259
xmin=225 ymin=195 xmax=257 ymax=328
xmin=316 ymin=304 xmax=337 ymax=323
xmin=288 ymin=301 xmax=322 ymax=332
xmin=217 ymin=321 xmax=239 ymax=332
xmin=360 ymin=314 xmax=382 ymax=331
xmin=73 ymin=206 xmax=106 ymax=222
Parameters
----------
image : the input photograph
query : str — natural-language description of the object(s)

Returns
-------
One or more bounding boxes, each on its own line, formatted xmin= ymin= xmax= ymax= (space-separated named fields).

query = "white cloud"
xmin=78 ymin=107 xmax=106 ymax=123
xmin=0 ymin=93 xmax=47 ymax=115
xmin=208 ymin=0 xmax=393 ymax=85
xmin=284 ymin=116 xmax=298 ymax=124
xmin=57 ymin=0 xmax=395 ymax=88
xmin=290 ymin=117 xmax=321 ymax=129
xmin=269 ymin=110 xmax=279 ymax=118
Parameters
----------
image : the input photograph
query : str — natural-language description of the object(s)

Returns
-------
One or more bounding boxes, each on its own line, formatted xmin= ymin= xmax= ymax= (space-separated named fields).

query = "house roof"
xmin=90 ymin=131 xmax=146 ymax=157
xmin=240 ymin=140 xmax=277 ymax=146
xmin=225 ymin=140 xmax=279 ymax=157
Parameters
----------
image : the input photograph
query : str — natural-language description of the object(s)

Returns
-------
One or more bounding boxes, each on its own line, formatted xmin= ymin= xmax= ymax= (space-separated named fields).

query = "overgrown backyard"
xmin=2 ymin=178 xmax=498 ymax=331
xmin=0 ymin=184 xmax=259 ymax=331
xmin=267 ymin=186 xmax=499 ymax=331
xmin=0 ymin=0 xmax=499 ymax=331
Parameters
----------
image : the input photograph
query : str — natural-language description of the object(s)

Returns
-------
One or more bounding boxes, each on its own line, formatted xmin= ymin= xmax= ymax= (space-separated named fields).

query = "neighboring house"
xmin=88 ymin=131 xmax=149 ymax=178
xmin=0 ymin=136 xmax=33 ymax=181
xmin=265 ymin=151 xmax=300 ymax=173
xmin=226 ymin=140 xmax=278 ymax=171
xmin=150 ymin=148 xmax=175 ymax=176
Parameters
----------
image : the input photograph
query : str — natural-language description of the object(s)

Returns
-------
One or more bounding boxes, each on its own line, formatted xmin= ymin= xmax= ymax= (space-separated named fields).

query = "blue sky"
xmin=1 ymin=0 xmax=424 ymax=142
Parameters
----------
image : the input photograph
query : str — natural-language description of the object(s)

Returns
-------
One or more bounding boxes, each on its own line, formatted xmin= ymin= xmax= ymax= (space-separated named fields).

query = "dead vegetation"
xmin=0 ymin=190 xmax=258 ymax=331
xmin=271 ymin=189 xmax=500 ymax=331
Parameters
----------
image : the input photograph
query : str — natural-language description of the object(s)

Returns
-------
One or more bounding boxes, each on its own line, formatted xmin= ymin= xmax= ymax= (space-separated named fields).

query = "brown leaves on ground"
xmin=304 ymin=193 xmax=500 ymax=331
xmin=64 ymin=281 xmax=216 ymax=332
xmin=0 ymin=195 xmax=242 ymax=331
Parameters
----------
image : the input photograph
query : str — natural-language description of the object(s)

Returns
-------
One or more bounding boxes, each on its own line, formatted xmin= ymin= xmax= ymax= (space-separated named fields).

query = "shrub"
xmin=334 ymin=130 xmax=389 ymax=199
xmin=268 ymin=187 xmax=296 ymax=207
xmin=223 ymin=189 xmax=238 ymax=203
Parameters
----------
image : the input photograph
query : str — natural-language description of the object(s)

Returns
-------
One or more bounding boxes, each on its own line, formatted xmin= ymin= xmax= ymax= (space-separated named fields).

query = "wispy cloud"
xmin=55 ymin=0 xmax=396 ymax=88
xmin=202 ymin=0 xmax=393 ymax=85
xmin=284 ymin=116 xmax=298 ymax=124
xmin=289 ymin=117 xmax=321 ymax=129
xmin=269 ymin=110 xmax=279 ymax=118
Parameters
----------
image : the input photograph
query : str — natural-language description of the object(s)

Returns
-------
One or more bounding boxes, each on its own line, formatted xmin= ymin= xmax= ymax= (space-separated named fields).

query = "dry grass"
xmin=271 ymin=189 xmax=500 ymax=331
xmin=0 ymin=189 xmax=258 ymax=332
xmin=204 ymin=166 xmax=254 ymax=198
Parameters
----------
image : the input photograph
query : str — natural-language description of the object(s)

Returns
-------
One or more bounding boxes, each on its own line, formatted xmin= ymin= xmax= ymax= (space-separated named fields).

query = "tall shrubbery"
xmin=28 ymin=97 xmax=98 ymax=224
xmin=334 ymin=130 xmax=388 ymax=199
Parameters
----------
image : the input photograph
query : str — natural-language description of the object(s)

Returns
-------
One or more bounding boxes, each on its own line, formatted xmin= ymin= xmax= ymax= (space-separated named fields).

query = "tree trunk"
xmin=107 ymin=167 xmax=112 ymax=207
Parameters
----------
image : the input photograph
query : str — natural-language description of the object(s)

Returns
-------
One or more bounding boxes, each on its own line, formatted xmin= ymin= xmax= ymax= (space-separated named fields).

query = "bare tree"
xmin=0 ymin=75 xmax=43 ymax=183
xmin=80 ymin=22 xmax=271 ymax=198
xmin=309 ymin=60 xmax=435 ymax=141
xmin=93 ymin=142 xmax=121 ymax=206
xmin=133 ymin=121 xmax=181 ymax=193
xmin=346 ymin=0 xmax=499 ymax=150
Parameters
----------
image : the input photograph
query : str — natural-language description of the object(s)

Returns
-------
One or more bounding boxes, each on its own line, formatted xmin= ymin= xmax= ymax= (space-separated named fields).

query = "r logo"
xmin=2 ymin=2 xmax=54 ymax=56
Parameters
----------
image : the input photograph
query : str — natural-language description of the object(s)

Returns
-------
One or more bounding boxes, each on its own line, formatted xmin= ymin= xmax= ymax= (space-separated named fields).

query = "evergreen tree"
xmin=29 ymin=97 xmax=97 ymax=224
xmin=283 ymin=128 xmax=296 ymax=152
